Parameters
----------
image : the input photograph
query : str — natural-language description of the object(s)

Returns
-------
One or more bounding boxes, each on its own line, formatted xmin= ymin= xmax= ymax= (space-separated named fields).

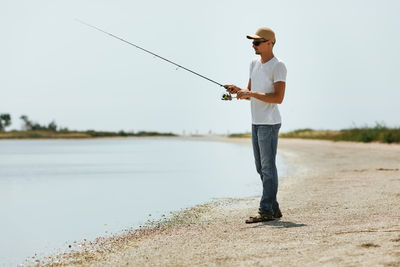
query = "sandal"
xmin=245 ymin=213 xmax=275 ymax=224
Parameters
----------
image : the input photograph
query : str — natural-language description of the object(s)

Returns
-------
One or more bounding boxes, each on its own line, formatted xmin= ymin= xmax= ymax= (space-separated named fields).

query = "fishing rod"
xmin=76 ymin=19 xmax=233 ymax=100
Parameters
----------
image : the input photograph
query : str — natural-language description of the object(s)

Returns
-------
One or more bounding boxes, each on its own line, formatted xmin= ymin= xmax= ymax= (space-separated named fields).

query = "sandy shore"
xmin=36 ymin=138 xmax=400 ymax=266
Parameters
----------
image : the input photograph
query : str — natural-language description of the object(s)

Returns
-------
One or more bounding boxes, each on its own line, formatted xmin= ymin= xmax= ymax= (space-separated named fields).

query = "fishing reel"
xmin=221 ymin=93 xmax=233 ymax=101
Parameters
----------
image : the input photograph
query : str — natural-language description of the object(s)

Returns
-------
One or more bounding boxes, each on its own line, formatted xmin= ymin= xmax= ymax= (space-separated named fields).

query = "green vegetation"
xmin=280 ymin=124 xmax=400 ymax=144
xmin=0 ymin=129 xmax=177 ymax=139
xmin=279 ymin=128 xmax=342 ymax=140
xmin=228 ymin=132 xmax=251 ymax=138
xmin=82 ymin=130 xmax=176 ymax=138
xmin=20 ymin=115 xmax=57 ymax=131
xmin=0 ymin=114 xmax=177 ymax=139
xmin=229 ymin=124 xmax=400 ymax=144
xmin=0 ymin=113 xmax=11 ymax=131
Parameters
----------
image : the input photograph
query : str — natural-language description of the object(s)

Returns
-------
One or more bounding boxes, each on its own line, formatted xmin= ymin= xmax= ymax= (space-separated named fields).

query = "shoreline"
xmin=0 ymin=134 xmax=227 ymax=141
xmin=29 ymin=138 xmax=400 ymax=266
xmin=0 ymin=130 xmax=178 ymax=140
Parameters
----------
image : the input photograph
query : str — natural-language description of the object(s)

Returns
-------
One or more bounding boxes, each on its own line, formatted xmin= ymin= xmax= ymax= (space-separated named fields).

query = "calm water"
xmin=0 ymin=137 xmax=286 ymax=265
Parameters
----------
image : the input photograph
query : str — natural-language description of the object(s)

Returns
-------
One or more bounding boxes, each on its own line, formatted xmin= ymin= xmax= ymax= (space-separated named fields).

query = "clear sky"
xmin=1 ymin=0 xmax=399 ymax=134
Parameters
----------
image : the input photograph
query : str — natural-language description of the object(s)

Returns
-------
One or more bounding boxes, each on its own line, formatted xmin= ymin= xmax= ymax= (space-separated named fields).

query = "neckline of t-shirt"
xmin=260 ymin=56 xmax=276 ymax=65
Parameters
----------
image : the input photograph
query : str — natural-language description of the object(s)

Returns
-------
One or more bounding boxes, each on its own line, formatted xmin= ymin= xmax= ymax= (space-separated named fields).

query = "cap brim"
xmin=246 ymin=34 xmax=262 ymax=39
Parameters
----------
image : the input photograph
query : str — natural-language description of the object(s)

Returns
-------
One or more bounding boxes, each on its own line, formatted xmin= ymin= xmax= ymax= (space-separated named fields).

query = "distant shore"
xmin=2 ymin=125 xmax=400 ymax=145
xmin=0 ymin=130 xmax=177 ymax=139
xmin=31 ymin=138 xmax=400 ymax=266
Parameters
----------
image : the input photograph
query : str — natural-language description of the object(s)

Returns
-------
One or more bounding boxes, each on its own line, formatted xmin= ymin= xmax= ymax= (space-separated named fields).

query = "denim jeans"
xmin=251 ymin=123 xmax=281 ymax=215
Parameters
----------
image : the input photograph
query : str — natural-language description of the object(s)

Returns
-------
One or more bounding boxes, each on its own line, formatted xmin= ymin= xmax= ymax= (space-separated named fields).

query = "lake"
xmin=0 ymin=137 xmax=286 ymax=265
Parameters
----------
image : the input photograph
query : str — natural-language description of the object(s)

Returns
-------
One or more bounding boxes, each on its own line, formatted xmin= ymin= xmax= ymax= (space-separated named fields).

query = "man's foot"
xmin=273 ymin=210 xmax=283 ymax=218
xmin=245 ymin=213 xmax=275 ymax=224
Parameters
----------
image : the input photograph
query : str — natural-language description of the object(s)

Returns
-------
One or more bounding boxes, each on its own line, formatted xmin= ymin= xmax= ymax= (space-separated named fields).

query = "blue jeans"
xmin=252 ymin=124 xmax=281 ymax=215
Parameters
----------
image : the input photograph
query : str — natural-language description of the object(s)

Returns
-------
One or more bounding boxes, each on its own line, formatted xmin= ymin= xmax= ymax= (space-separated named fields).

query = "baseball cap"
xmin=246 ymin=27 xmax=276 ymax=44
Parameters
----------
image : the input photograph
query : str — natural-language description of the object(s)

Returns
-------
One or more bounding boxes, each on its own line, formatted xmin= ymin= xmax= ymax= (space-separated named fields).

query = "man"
xmin=225 ymin=27 xmax=287 ymax=223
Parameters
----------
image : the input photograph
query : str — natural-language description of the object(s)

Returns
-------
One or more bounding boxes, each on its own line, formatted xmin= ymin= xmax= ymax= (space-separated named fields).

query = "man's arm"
xmin=244 ymin=79 xmax=251 ymax=100
xmin=237 ymin=81 xmax=285 ymax=104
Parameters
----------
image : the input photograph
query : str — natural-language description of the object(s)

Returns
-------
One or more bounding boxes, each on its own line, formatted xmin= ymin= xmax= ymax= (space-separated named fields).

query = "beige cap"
xmin=246 ymin=27 xmax=276 ymax=43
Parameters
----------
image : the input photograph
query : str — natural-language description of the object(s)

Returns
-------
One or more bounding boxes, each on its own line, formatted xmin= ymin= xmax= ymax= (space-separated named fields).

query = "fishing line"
xmin=76 ymin=19 xmax=228 ymax=91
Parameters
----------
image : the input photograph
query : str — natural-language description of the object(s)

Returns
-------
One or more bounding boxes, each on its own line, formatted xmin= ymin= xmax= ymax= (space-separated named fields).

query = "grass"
xmin=229 ymin=125 xmax=400 ymax=144
xmin=335 ymin=126 xmax=400 ymax=143
xmin=228 ymin=132 xmax=251 ymax=138
xmin=280 ymin=128 xmax=342 ymax=140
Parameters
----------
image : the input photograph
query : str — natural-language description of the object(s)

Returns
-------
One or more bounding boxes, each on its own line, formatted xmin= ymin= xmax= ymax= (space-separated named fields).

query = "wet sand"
xmin=34 ymin=138 xmax=400 ymax=266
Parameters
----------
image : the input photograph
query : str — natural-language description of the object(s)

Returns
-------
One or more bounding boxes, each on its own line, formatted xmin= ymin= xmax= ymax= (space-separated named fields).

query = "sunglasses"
xmin=252 ymin=40 xmax=268 ymax=46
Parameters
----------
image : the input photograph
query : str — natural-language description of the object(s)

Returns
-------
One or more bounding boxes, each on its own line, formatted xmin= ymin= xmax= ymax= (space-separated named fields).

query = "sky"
xmin=1 ymin=0 xmax=399 ymax=134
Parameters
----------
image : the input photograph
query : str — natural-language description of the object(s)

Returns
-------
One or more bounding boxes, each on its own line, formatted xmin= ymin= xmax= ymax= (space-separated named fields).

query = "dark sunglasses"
xmin=252 ymin=40 xmax=268 ymax=46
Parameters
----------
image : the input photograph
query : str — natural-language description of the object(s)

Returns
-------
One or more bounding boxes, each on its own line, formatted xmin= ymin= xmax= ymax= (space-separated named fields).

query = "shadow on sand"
xmin=245 ymin=219 xmax=307 ymax=229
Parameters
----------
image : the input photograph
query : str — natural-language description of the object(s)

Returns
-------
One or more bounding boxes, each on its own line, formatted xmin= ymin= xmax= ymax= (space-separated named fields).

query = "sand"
xmin=35 ymin=138 xmax=400 ymax=267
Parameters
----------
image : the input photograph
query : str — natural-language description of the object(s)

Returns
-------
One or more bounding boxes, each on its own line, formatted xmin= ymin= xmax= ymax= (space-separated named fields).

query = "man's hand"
xmin=224 ymin=84 xmax=252 ymax=100
xmin=237 ymin=89 xmax=252 ymax=100
xmin=224 ymin=84 xmax=241 ymax=94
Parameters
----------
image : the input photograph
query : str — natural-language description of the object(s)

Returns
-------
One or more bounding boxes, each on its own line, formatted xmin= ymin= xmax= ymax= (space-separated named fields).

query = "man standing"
xmin=225 ymin=27 xmax=287 ymax=223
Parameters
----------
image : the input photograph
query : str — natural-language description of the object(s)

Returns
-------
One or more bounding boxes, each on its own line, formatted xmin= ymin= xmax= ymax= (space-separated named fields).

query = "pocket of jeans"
xmin=273 ymin=124 xmax=281 ymax=132
xmin=268 ymin=124 xmax=280 ymax=140
xmin=257 ymin=126 xmax=272 ymax=141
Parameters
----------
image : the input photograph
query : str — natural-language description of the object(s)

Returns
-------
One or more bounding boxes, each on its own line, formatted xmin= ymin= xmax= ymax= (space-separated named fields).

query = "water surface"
xmin=0 ymin=137 xmax=286 ymax=265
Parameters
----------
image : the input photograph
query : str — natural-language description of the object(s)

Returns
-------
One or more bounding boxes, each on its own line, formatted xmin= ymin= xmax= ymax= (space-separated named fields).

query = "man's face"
xmin=252 ymin=39 xmax=271 ymax=54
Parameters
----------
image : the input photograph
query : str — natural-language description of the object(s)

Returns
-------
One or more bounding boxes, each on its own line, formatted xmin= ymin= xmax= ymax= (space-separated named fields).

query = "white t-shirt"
xmin=249 ymin=57 xmax=287 ymax=125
